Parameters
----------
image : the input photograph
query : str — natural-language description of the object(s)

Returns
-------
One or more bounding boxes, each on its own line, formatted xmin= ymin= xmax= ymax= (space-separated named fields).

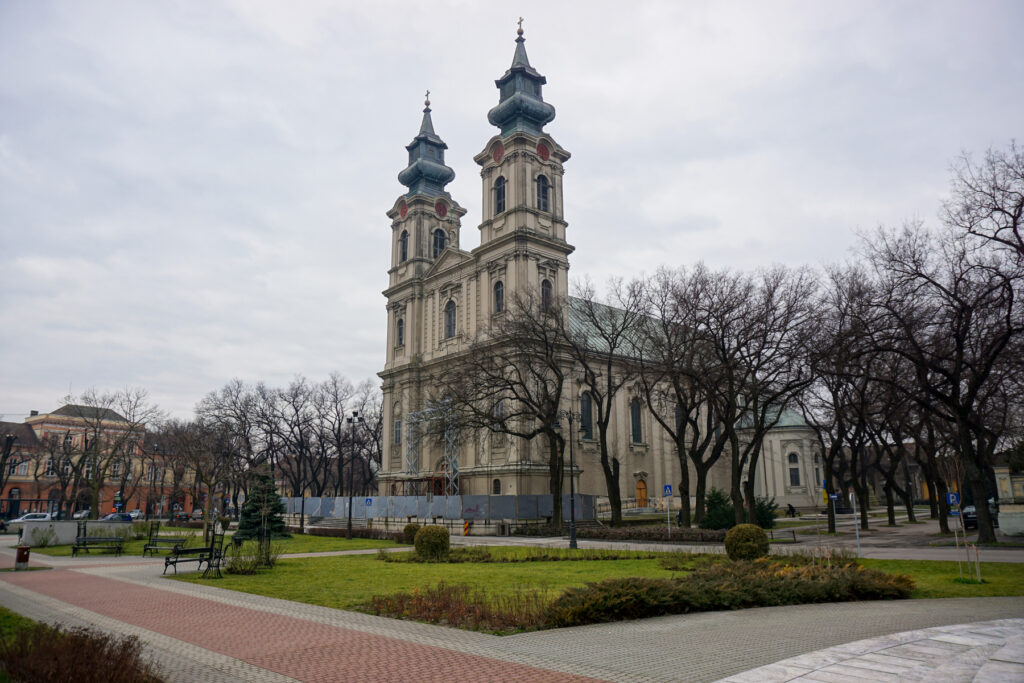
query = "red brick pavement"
xmin=1 ymin=569 xmax=604 ymax=682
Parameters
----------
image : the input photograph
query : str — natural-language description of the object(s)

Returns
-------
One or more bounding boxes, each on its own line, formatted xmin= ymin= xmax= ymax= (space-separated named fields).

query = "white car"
xmin=11 ymin=512 xmax=52 ymax=523
xmin=72 ymin=509 xmax=91 ymax=519
xmin=128 ymin=509 xmax=144 ymax=520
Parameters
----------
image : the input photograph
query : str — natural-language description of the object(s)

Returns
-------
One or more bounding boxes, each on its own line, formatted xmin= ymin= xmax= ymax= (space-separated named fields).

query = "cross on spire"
xmin=517 ymin=17 xmax=524 ymax=35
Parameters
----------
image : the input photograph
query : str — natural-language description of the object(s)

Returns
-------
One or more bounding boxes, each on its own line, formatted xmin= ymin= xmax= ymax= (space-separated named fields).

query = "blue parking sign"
xmin=663 ymin=485 xmax=672 ymax=496
xmin=946 ymin=492 xmax=960 ymax=506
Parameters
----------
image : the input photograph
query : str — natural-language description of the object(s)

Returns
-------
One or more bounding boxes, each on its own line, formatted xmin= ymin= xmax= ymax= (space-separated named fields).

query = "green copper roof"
xmin=487 ymin=27 xmax=555 ymax=137
xmin=398 ymin=94 xmax=455 ymax=197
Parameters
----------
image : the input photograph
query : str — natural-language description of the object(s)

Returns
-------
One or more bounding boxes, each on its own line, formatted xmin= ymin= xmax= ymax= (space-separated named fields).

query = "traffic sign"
xmin=364 ymin=498 xmax=372 ymax=507
xmin=946 ymin=492 xmax=960 ymax=506
xmin=663 ymin=485 xmax=672 ymax=497
xmin=829 ymin=494 xmax=839 ymax=500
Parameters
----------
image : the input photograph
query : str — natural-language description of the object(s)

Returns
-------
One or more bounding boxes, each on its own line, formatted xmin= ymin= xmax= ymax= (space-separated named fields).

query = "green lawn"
xmin=172 ymin=547 xmax=680 ymax=610
xmin=862 ymin=559 xmax=1024 ymax=599
xmin=171 ymin=547 xmax=1024 ymax=613
xmin=27 ymin=533 xmax=406 ymax=558
xmin=0 ymin=606 xmax=34 ymax=643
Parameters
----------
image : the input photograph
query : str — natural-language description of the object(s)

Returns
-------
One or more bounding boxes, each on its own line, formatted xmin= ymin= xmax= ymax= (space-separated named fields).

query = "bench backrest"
xmin=76 ymin=520 xmax=87 ymax=540
xmin=148 ymin=520 xmax=161 ymax=543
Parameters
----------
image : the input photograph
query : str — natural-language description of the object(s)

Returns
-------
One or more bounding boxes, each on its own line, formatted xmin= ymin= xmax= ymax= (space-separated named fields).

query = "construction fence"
xmin=282 ymin=494 xmax=598 ymax=523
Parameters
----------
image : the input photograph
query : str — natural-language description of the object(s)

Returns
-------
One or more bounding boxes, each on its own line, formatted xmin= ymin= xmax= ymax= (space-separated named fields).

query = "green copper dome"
xmin=398 ymin=95 xmax=455 ymax=197
xmin=487 ymin=27 xmax=556 ymax=137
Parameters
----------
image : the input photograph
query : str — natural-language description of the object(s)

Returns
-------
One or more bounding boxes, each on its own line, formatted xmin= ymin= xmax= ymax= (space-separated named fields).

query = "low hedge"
xmin=575 ymin=526 xmax=727 ymax=543
xmin=544 ymin=559 xmax=914 ymax=628
xmin=296 ymin=526 xmax=404 ymax=542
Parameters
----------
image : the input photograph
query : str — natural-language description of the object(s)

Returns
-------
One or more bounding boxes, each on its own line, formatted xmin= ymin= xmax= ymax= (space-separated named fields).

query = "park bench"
xmin=163 ymin=532 xmax=226 ymax=579
xmin=72 ymin=521 xmax=125 ymax=557
xmin=143 ymin=521 xmax=189 ymax=557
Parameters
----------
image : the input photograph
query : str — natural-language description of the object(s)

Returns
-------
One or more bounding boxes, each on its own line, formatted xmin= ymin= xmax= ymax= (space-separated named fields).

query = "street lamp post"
xmin=556 ymin=411 xmax=582 ymax=550
xmin=346 ymin=411 xmax=364 ymax=540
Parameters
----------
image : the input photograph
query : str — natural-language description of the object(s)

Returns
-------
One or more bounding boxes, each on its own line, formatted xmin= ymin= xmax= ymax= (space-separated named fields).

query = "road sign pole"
xmin=850 ymin=492 xmax=861 ymax=558
xmin=663 ymin=485 xmax=672 ymax=538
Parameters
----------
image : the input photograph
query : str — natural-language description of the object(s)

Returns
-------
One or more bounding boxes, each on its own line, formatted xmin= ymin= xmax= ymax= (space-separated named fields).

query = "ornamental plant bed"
xmin=292 ymin=525 xmax=405 ymax=543
xmin=378 ymin=547 xmax=662 ymax=564
xmin=543 ymin=559 xmax=915 ymax=628
xmin=575 ymin=526 xmax=727 ymax=543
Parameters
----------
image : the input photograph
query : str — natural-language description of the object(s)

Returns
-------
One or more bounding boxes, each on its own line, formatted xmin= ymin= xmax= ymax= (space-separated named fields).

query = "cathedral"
xmin=377 ymin=28 xmax=825 ymax=513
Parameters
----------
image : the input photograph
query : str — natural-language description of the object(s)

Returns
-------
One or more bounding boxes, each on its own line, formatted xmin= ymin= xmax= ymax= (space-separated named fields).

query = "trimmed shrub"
xmin=367 ymin=582 xmax=549 ymax=634
xmin=544 ymin=560 xmax=914 ymax=628
xmin=403 ymin=523 xmax=422 ymax=544
xmin=413 ymin=525 xmax=450 ymax=561
xmin=724 ymin=524 xmax=769 ymax=560
xmin=575 ymin=526 xmax=726 ymax=543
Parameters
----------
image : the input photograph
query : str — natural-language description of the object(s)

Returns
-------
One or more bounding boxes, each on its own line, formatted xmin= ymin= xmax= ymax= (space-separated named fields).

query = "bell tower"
xmin=472 ymin=24 xmax=572 ymax=308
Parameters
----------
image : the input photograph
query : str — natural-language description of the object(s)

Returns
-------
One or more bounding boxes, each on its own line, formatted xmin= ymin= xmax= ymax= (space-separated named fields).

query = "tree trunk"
xmin=967 ymin=463 xmax=996 ymax=543
xmin=676 ymin=441 xmax=691 ymax=527
xmin=884 ymin=484 xmax=896 ymax=526
xmin=547 ymin=432 xmax=564 ymax=530
xmin=935 ymin=478 xmax=951 ymax=534
xmin=693 ymin=466 xmax=709 ymax=524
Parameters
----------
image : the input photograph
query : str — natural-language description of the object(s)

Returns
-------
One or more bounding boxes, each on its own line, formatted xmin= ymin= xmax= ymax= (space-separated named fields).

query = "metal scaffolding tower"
xmin=404 ymin=400 xmax=460 ymax=496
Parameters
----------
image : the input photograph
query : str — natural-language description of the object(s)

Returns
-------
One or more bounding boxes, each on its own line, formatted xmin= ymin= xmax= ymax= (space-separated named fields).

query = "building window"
xmin=432 ymin=229 xmax=447 ymax=258
xmin=493 ymin=280 xmax=504 ymax=314
xmin=396 ymin=318 xmax=405 ymax=346
xmin=84 ymin=462 xmax=93 ymax=479
xmin=788 ymin=452 xmax=801 ymax=487
xmin=393 ymin=418 xmax=402 ymax=445
xmin=541 ymin=279 xmax=552 ymax=310
xmin=7 ymin=461 xmax=16 ymax=476
xmin=444 ymin=300 xmax=456 ymax=338
xmin=111 ymin=462 xmax=122 ymax=478
xmin=146 ymin=465 xmax=158 ymax=482
xmin=630 ymin=398 xmax=642 ymax=444
xmin=492 ymin=478 xmax=501 ymax=495
xmin=399 ymin=230 xmax=408 ymax=262
xmin=580 ymin=393 xmax=593 ymax=440
xmin=44 ymin=459 xmax=55 ymax=477
xmin=536 ymin=174 xmax=549 ymax=212
xmin=494 ymin=176 xmax=506 ymax=214
xmin=61 ymin=460 xmax=71 ymax=476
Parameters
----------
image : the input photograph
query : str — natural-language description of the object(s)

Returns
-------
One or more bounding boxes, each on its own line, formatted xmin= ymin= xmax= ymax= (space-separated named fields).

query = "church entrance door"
xmin=636 ymin=480 xmax=647 ymax=508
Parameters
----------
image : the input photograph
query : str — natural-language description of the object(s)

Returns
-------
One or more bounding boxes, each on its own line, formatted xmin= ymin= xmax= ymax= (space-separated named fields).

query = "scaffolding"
xmin=404 ymin=400 xmax=461 ymax=496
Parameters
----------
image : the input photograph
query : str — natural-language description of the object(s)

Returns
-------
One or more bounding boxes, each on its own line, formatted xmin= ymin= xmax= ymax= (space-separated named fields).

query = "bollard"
xmin=15 ymin=545 xmax=30 ymax=571
xmin=463 ymin=521 xmax=470 ymax=536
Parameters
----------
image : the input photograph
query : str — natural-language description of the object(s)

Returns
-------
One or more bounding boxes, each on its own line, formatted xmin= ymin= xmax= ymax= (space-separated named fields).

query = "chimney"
xmin=30 ymin=410 xmax=38 ymax=417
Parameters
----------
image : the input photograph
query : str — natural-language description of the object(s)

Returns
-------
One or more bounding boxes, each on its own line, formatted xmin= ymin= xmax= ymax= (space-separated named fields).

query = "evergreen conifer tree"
xmin=235 ymin=471 xmax=289 ymax=541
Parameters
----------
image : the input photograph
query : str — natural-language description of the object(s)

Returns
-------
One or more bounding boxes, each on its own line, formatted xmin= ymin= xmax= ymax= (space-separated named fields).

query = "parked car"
xmin=128 ymin=509 xmax=144 ymax=520
xmin=72 ymin=508 xmax=91 ymax=520
xmin=99 ymin=512 xmax=132 ymax=522
xmin=10 ymin=512 xmax=52 ymax=524
xmin=190 ymin=509 xmax=204 ymax=520
xmin=172 ymin=511 xmax=190 ymax=522
xmin=961 ymin=503 xmax=998 ymax=531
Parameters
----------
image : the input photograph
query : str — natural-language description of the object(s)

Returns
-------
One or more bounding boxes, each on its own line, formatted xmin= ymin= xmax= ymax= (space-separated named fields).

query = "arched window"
xmin=541 ymin=279 xmax=552 ymax=310
xmin=492 ymin=478 xmax=501 ymax=495
xmin=432 ymin=229 xmax=447 ymax=258
xmin=494 ymin=176 xmax=506 ymax=215
xmin=399 ymin=230 xmax=408 ymax=262
xmin=393 ymin=417 xmax=402 ymax=445
xmin=493 ymin=280 xmax=504 ymax=314
xmin=580 ymin=392 xmax=593 ymax=440
xmin=788 ymin=452 xmax=801 ymax=487
xmin=396 ymin=318 xmax=404 ymax=346
xmin=536 ymin=174 xmax=550 ymax=212
xmin=630 ymin=398 xmax=643 ymax=444
xmin=444 ymin=300 xmax=456 ymax=338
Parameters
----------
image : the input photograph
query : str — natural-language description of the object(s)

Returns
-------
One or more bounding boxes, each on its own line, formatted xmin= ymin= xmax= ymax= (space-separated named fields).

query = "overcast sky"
xmin=1 ymin=1 xmax=1021 ymax=420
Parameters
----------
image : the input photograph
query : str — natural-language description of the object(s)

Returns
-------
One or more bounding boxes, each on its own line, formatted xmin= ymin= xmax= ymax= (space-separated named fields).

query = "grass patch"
xmin=861 ymin=559 xmax=1024 ymax=598
xmin=0 ymin=606 xmax=35 ymax=644
xmin=28 ymin=533 xmax=404 ymax=558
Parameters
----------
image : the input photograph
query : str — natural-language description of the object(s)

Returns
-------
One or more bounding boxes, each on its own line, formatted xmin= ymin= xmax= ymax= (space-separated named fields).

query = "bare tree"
xmin=442 ymin=291 xmax=569 ymax=528
xmin=564 ymin=279 xmax=647 ymax=526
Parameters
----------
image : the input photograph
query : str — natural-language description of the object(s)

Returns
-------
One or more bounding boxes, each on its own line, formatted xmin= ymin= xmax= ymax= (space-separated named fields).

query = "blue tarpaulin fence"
xmin=282 ymin=494 xmax=597 ymax=522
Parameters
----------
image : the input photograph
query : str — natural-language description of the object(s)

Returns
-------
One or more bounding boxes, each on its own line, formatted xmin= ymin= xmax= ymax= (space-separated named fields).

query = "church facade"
xmin=377 ymin=29 xmax=821 ymax=513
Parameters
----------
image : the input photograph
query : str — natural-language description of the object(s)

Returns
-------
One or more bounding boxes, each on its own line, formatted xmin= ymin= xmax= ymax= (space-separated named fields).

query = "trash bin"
xmin=15 ymin=545 xmax=30 ymax=570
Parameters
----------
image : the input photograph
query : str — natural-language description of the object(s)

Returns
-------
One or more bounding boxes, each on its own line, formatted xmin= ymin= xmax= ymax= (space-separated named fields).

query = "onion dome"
xmin=398 ymin=92 xmax=456 ymax=197
xmin=487 ymin=23 xmax=556 ymax=136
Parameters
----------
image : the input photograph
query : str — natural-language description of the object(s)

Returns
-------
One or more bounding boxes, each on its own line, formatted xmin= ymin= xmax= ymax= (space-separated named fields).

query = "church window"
xmin=396 ymin=318 xmax=404 ymax=346
xmin=494 ymin=176 xmax=506 ymax=215
xmin=399 ymin=230 xmax=408 ymax=262
xmin=630 ymin=398 xmax=643 ymax=444
xmin=393 ymin=418 xmax=402 ymax=445
xmin=492 ymin=478 xmax=501 ymax=495
xmin=444 ymin=300 xmax=456 ymax=338
xmin=541 ymin=279 xmax=552 ymax=310
xmin=493 ymin=281 xmax=504 ymax=313
xmin=492 ymin=399 xmax=506 ymax=429
xmin=580 ymin=393 xmax=593 ymax=440
xmin=788 ymin=453 xmax=801 ymax=487
xmin=536 ymin=175 xmax=550 ymax=212
xmin=432 ymin=229 xmax=447 ymax=258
